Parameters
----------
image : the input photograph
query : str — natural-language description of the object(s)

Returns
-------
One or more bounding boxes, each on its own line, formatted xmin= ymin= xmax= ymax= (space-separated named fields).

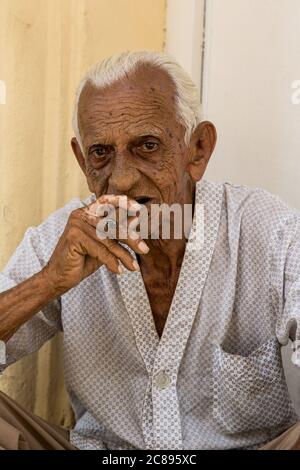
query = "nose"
xmin=108 ymin=152 xmax=140 ymax=194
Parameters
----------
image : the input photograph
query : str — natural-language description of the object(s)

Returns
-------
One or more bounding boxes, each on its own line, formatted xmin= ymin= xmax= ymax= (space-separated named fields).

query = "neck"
xmin=139 ymin=179 xmax=197 ymax=275
xmin=139 ymin=237 xmax=187 ymax=276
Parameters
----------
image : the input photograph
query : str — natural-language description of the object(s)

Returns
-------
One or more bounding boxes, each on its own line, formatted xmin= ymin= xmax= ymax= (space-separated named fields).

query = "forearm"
xmin=0 ymin=269 xmax=59 ymax=342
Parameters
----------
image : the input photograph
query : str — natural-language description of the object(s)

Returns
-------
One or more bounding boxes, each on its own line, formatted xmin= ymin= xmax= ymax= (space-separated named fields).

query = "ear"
xmin=186 ymin=121 xmax=217 ymax=182
xmin=71 ymin=137 xmax=86 ymax=175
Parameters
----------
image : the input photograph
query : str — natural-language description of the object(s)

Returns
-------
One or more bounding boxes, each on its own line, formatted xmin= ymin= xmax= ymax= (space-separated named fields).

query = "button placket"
xmin=150 ymin=181 xmax=223 ymax=450
xmin=152 ymin=379 xmax=182 ymax=450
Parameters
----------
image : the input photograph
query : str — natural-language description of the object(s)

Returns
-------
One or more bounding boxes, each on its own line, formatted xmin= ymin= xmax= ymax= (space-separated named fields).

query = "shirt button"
xmin=155 ymin=370 xmax=171 ymax=389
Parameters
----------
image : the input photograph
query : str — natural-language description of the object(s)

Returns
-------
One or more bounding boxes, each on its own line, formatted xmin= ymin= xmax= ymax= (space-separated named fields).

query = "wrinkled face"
xmin=76 ymin=65 xmax=195 ymax=207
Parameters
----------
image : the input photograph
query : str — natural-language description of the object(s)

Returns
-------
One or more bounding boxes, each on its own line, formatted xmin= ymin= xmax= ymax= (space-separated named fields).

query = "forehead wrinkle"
xmin=80 ymin=100 xmax=172 ymax=124
xmin=82 ymin=112 xmax=165 ymax=131
xmin=80 ymin=108 xmax=168 ymax=144
xmin=80 ymin=105 xmax=170 ymax=132
xmin=79 ymin=89 xmax=176 ymax=127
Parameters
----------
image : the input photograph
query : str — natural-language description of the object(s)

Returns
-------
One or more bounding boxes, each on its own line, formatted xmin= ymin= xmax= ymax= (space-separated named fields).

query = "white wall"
xmin=202 ymin=0 xmax=300 ymax=209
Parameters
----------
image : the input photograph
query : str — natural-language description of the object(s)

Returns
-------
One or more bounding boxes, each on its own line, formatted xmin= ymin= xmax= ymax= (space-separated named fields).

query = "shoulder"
xmin=225 ymin=180 xmax=299 ymax=225
xmin=204 ymin=180 xmax=300 ymax=244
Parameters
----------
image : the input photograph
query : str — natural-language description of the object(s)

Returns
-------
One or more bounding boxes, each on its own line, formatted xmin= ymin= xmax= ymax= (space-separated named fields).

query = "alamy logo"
xmin=0 ymin=80 xmax=6 ymax=104
xmin=84 ymin=196 xmax=205 ymax=251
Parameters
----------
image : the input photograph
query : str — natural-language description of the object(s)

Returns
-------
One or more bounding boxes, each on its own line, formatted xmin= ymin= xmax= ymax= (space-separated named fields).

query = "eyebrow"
xmin=87 ymin=129 xmax=164 ymax=149
xmin=136 ymin=129 xmax=163 ymax=139
xmin=130 ymin=133 xmax=162 ymax=144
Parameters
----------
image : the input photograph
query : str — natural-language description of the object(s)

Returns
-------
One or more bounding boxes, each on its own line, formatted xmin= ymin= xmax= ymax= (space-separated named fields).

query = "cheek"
xmin=146 ymin=165 xmax=180 ymax=198
xmin=152 ymin=148 xmax=189 ymax=198
xmin=86 ymin=164 xmax=110 ymax=195
xmin=155 ymin=145 xmax=186 ymax=184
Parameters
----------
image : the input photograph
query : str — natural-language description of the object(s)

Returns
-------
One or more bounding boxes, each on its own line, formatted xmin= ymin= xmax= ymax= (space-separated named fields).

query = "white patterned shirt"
xmin=0 ymin=180 xmax=300 ymax=450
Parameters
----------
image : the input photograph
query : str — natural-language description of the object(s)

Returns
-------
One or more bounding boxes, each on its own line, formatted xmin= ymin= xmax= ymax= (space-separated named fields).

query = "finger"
xmin=81 ymin=201 xmax=143 ymax=241
xmin=77 ymin=234 xmax=122 ymax=275
xmin=75 ymin=207 xmax=149 ymax=256
xmin=83 ymin=256 xmax=102 ymax=278
xmin=103 ymin=238 xmax=140 ymax=271
xmin=94 ymin=194 xmax=141 ymax=211
xmin=95 ymin=216 xmax=149 ymax=255
xmin=86 ymin=222 xmax=140 ymax=271
xmin=71 ymin=213 xmax=140 ymax=271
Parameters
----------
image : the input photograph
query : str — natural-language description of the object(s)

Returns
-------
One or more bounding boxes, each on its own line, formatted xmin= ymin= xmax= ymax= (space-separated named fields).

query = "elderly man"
xmin=0 ymin=51 xmax=300 ymax=451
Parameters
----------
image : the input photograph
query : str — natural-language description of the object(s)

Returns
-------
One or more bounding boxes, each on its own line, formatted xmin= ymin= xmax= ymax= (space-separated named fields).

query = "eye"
xmin=140 ymin=141 xmax=159 ymax=152
xmin=90 ymin=145 xmax=113 ymax=159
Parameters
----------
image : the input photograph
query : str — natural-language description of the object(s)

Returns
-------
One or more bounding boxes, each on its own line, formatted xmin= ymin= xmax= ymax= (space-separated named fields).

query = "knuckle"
xmin=103 ymin=251 xmax=117 ymax=265
xmin=66 ymin=226 xmax=78 ymax=240
xmin=104 ymin=238 xmax=116 ymax=249
xmin=69 ymin=208 xmax=83 ymax=220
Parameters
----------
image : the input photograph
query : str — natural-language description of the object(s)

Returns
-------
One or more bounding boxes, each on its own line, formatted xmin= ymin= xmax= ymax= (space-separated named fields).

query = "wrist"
xmin=37 ymin=266 xmax=64 ymax=299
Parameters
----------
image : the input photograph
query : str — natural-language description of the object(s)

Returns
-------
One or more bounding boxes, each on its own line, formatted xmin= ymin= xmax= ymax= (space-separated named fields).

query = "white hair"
xmin=72 ymin=50 xmax=201 ymax=153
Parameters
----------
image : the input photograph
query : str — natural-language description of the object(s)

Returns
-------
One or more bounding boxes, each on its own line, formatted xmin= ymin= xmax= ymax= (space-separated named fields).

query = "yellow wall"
xmin=0 ymin=0 xmax=166 ymax=426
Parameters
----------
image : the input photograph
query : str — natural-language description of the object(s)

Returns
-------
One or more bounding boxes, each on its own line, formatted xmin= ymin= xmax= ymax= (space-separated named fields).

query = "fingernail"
xmin=132 ymin=260 xmax=140 ymax=271
xmin=118 ymin=262 xmax=125 ymax=274
xmin=138 ymin=241 xmax=149 ymax=253
xmin=102 ymin=194 xmax=116 ymax=202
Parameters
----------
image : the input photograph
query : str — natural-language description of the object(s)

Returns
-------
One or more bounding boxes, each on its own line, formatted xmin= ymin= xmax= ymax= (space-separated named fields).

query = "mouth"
xmin=135 ymin=196 xmax=154 ymax=207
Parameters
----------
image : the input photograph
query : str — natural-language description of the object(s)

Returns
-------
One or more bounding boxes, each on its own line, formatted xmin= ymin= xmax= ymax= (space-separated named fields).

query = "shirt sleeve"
xmin=0 ymin=225 xmax=62 ymax=372
xmin=274 ymin=214 xmax=300 ymax=366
